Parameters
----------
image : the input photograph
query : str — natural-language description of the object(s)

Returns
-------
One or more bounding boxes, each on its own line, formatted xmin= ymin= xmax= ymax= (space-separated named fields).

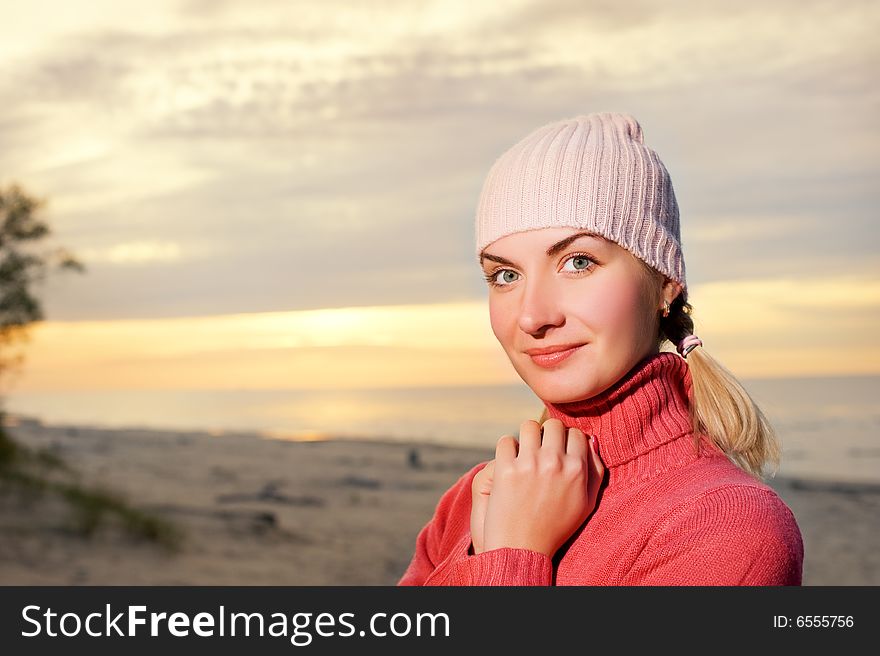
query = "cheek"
xmin=588 ymin=277 xmax=645 ymax=331
xmin=488 ymin=299 xmax=511 ymax=343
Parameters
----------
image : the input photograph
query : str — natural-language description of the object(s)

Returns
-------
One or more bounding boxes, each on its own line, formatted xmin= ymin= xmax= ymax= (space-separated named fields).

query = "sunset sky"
xmin=1 ymin=0 xmax=878 ymax=395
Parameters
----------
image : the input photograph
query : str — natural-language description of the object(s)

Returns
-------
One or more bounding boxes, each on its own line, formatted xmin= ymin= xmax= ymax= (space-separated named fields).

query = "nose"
xmin=517 ymin=273 xmax=565 ymax=336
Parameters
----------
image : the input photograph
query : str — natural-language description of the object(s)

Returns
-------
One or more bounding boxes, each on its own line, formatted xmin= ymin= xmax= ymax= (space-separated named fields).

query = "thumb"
xmin=483 ymin=459 xmax=495 ymax=479
xmin=473 ymin=459 xmax=495 ymax=497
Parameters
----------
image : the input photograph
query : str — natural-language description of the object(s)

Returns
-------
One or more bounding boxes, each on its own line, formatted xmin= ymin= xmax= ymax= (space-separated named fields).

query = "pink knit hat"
xmin=474 ymin=111 xmax=687 ymax=302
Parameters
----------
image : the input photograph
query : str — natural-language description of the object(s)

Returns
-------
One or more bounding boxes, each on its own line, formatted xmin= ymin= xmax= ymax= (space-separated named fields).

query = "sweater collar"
xmin=543 ymin=351 xmax=703 ymax=487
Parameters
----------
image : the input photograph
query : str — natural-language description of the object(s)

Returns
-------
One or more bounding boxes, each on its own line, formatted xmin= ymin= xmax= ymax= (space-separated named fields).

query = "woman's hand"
xmin=477 ymin=418 xmax=604 ymax=558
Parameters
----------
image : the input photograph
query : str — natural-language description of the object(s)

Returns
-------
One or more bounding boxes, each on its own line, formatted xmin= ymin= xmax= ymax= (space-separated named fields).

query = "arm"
xmin=624 ymin=485 xmax=804 ymax=586
xmin=397 ymin=461 xmax=554 ymax=586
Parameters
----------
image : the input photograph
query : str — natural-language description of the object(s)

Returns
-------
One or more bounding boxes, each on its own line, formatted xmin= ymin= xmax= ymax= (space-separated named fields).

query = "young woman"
xmin=398 ymin=112 xmax=804 ymax=586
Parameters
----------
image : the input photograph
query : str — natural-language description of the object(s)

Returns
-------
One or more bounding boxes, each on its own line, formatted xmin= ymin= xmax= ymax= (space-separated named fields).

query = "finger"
xmin=495 ymin=434 xmax=518 ymax=464
xmin=474 ymin=460 xmax=495 ymax=481
xmin=471 ymin=460 xmax=495 ymax=495
xmin=565 ymin=427 xmax=588 ymax=459
xmin=517 ymin=420 xmax=542 ymax=457
xmin=481 ymin=459 xmax=495 ymax=489
xmin=539 ymin=417 xmax=566 ymax=453
xmin=586 ymin=437 xmax=605 ymax=499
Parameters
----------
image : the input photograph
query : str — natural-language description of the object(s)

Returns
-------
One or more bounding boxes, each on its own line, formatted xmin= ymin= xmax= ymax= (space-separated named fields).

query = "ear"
xmin=661 ymin=279 xmax=683 ymax=306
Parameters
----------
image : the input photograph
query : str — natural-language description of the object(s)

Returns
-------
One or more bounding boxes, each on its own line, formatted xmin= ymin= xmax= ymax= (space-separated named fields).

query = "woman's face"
xmin=480 ymin=227 xmax=679 ymax=403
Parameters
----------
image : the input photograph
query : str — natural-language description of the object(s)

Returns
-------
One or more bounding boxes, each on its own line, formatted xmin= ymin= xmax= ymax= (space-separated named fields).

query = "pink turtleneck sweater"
xmin=398 ymin=352 xmax=803 ymax=586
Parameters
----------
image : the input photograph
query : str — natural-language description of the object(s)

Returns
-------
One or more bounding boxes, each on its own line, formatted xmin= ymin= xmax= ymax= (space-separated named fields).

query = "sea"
xmin=3 ymin=374 xmax=879 ymax=485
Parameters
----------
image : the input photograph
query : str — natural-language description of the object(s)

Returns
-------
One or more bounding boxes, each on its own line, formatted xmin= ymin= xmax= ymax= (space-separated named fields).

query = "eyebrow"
xmin=479 ymin=231 xmax=604 ymax=267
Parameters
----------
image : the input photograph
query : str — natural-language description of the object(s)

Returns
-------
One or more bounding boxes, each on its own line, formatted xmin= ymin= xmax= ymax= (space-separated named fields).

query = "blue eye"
xmin=563 ymin=254 xmax=596 ymax=272
xmin=483 ymin=269 xmax=520 ymax=287
xmin=482 ymin=252 xmax=597 ymax=289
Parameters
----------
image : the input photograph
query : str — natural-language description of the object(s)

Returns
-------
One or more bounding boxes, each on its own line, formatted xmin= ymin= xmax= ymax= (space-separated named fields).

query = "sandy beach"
xmin=1 ymin=414 xmax=877 ymax=586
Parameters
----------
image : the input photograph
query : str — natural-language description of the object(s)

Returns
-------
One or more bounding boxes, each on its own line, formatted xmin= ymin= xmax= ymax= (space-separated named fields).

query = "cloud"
xmin=79 ymin=240 xmax=192 ymax=265
xmin=688 ymin=214 xmax=819 ymax=243
xmin=0 ymin=0 xmax=875 ymax=340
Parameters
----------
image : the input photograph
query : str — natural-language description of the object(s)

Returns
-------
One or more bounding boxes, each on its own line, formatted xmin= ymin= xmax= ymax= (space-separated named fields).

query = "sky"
xmin=1 ymin=0 xmax=878 ymax=395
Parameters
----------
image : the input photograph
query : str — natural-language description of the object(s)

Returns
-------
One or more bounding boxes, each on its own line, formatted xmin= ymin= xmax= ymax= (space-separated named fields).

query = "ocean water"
xmin=4 ymin=374 xmax=879 ymax=485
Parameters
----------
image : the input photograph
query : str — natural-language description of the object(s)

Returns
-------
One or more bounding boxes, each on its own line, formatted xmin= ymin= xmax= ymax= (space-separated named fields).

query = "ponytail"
xmin=660 ymin=294 xmax=780 ymax=481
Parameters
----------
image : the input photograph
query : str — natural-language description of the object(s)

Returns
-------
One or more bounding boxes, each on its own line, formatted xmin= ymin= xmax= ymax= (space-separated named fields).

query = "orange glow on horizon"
xmin=4 ymin=274 xmax=879 ymax=397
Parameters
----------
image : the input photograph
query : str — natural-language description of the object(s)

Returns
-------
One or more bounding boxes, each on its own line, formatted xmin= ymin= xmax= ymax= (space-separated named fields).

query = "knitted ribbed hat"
xmin=474 ymin=111 xmax=687 ymax=302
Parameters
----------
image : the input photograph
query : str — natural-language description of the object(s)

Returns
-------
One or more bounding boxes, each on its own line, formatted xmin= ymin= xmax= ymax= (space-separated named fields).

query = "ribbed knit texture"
xmin=398 ymin=352 xmax=803 ymax=586
xmin=474 ymin=111 xmax=688 ymax=302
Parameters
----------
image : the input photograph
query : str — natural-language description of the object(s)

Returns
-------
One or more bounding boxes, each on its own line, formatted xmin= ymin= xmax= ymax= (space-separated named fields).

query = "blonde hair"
xmin=536 ymin=258 xmax=780 ymax=482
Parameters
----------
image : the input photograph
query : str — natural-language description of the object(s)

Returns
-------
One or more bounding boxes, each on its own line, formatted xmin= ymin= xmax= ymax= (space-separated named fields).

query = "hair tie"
xmin=677 ymin=334 xmax=702 ymax=359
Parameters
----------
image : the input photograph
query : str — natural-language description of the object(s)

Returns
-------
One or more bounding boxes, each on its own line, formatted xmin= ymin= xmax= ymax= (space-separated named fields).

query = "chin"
xmin=537 ymin=384 xmax=598 ymax=404
xmin=523 ymin=368 xmax=600 ymax=404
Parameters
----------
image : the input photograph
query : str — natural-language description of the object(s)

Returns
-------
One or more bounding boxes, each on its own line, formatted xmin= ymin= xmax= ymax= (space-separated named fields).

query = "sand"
xmin=1 ymin=415 xmax=877 ymax=585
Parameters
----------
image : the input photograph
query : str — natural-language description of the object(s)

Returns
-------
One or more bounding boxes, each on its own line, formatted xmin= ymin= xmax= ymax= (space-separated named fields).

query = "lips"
xmin=525 ymin=343 xmax=585 ymax=368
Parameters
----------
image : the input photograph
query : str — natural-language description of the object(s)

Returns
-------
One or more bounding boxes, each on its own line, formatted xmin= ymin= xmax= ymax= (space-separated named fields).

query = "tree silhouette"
xmin=0 ymin=188 xmax=182 ymax=551
xmin=0 ymin=182 xmax=86 ymax=391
